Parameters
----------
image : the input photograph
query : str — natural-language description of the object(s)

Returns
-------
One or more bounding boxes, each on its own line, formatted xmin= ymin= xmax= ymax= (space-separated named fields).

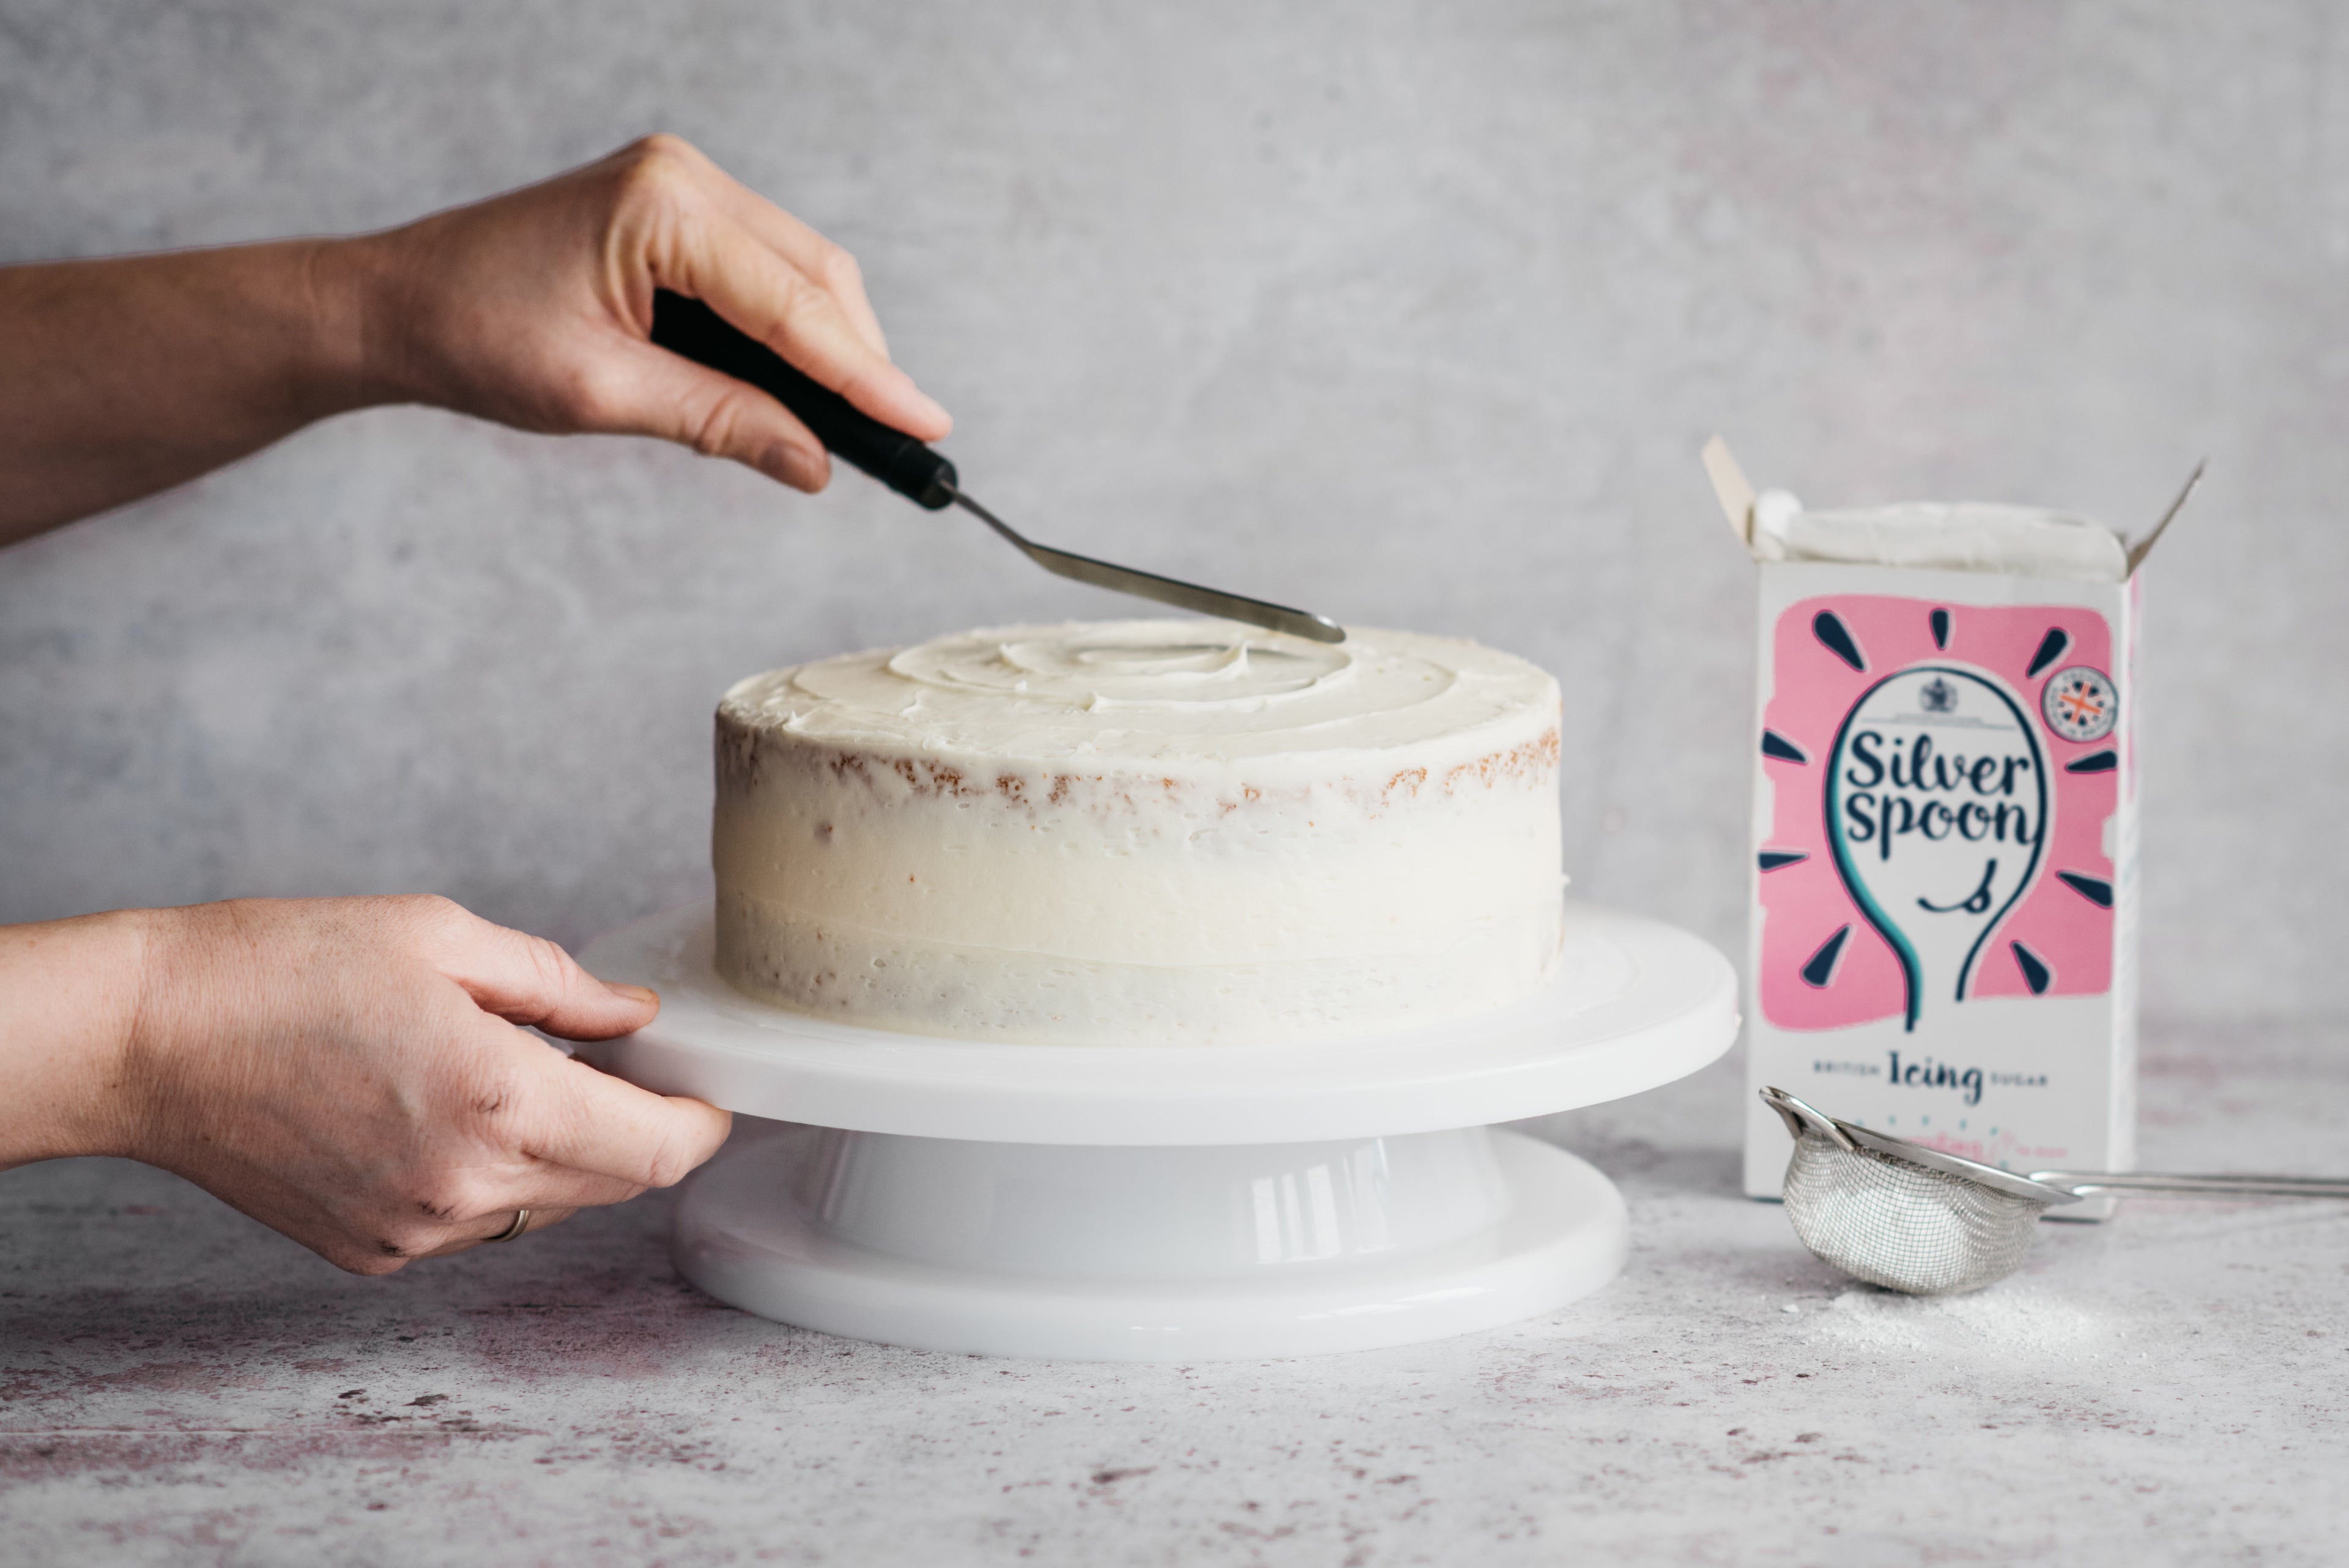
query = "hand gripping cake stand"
xmin=577 ymin=900 xmax=1735 ymax=1362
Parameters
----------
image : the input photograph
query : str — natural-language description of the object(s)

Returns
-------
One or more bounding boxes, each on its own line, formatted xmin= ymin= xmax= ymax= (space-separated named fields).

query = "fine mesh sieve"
xmin=1760 ymin=1087 xmax=2349 ymax=1295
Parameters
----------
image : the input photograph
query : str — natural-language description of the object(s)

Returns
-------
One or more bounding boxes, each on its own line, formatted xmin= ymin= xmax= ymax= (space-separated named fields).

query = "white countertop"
xmin=4 ymin=1025 xmax=2345 ymax=1567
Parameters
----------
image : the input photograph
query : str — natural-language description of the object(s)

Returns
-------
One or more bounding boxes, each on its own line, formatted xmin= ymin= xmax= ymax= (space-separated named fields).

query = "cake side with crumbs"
xmin=713 ymin=619 xmax=1564 ymax=1044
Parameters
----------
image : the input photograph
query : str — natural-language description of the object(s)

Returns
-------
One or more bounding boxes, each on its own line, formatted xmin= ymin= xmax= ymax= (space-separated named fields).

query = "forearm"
xmin=0 ymin=240 xmax=386 ymax=544
xmin=0 ymin=138 xmax=951 ymax=546
xmin=0 ymin=910 xmax=150 ymax=1169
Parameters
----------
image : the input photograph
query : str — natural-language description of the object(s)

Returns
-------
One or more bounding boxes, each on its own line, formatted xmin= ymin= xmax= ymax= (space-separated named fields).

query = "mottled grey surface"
xmin=5 ymin=1027 xmax=2347 ymax=1567
xmin=3 ymin=2 xmax=2347 ymax=1014
xmin=6 ymin=5 xmax=2349 ymax=1562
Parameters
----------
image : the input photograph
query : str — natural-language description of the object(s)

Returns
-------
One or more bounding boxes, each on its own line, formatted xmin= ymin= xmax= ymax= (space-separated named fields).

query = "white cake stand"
xmin=575 ymin=903 xmax=1735 ymax=1362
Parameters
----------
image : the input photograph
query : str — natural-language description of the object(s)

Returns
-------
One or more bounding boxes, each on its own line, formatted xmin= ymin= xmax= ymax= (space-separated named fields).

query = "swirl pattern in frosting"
xmin=727 ymin=619 xmax=1546 ymax=768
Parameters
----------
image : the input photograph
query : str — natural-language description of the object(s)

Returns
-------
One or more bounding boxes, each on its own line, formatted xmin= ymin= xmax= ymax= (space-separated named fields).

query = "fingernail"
xmin=905 ymin=384 xmax=951 ymax=433
xmin=775 ymin=443 xmax=827 ymax=491
xmin=605 ymin=981 xmax=659 ymax=1006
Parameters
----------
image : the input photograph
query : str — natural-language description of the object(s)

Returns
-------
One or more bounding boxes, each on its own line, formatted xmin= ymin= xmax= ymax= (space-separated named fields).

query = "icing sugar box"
xmin=1702 ymin=442 xmax=2197 ymax=1205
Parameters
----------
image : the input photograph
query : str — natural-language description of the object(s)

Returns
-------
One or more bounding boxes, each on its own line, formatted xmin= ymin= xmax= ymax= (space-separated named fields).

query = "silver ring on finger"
xmin=487 ymin=1208 xmax=532 ymax=1243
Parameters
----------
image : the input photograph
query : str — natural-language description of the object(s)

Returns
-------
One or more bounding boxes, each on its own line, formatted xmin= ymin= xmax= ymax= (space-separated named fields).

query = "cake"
xmin=712 ymin=619 xmax=1564 ymax=1044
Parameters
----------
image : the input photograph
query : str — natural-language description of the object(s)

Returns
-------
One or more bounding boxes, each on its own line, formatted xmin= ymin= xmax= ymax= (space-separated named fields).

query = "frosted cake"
xmin=713 ymin=619 xmax=1564 ymax=1044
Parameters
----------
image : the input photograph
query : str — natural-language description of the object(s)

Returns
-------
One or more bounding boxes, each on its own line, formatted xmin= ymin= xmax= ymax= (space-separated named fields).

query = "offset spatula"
xmin=648 ymin=291 xmax=1345 ymax=644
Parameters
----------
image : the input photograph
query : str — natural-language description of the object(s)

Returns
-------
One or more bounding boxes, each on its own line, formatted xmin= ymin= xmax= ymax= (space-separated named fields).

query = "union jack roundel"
xmin=2041 ymin=666 xmax=2118 ymax=743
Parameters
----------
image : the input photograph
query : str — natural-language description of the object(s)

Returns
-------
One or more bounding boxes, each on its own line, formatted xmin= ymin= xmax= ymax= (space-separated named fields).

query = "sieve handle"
xmin=2032 ymin=1171 xmax=2349 ymax=1200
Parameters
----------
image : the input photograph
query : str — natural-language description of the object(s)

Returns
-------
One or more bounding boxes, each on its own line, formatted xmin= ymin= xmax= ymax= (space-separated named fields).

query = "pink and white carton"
xmin=1703 ymin=443 xmax=2194 ymax=1199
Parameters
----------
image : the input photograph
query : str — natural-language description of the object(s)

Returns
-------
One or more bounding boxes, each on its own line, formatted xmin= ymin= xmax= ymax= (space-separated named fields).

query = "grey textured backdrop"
xmin=2 ymin=2 xmax=2342 ymax=1024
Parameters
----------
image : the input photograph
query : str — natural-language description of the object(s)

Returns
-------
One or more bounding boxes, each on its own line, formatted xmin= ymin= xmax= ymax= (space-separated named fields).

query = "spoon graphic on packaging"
xmin=1824 ymin=665 xmax=2047 ymax=1027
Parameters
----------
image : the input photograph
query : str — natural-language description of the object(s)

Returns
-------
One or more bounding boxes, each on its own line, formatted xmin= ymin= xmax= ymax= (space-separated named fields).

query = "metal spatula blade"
xmin=944 ymin=489 xmax=1342 ymax=643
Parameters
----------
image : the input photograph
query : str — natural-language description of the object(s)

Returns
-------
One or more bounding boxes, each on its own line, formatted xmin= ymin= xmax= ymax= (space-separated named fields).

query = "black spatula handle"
xmin=648 ymin=289 xmax=959 ymax=510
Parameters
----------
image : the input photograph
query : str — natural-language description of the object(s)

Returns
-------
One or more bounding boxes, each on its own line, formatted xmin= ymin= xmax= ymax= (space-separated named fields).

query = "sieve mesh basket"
xmin=1779 ymin=1130 xmax=2054 ymax=1295
xmin=1762 ymin=1085 xmax=2349 ymax=1295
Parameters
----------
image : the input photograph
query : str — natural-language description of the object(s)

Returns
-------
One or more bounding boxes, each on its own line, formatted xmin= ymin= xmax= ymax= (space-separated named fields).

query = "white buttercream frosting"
xmin=725 ymin=619 xmax=1546 ymax=764
xmin=713 ymin=619 xmax=1566 ymax=1046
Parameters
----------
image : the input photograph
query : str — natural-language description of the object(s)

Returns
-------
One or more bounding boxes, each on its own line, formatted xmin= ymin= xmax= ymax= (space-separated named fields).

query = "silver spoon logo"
xmin=1824 ymin=666 xmax=2047 ymax=1030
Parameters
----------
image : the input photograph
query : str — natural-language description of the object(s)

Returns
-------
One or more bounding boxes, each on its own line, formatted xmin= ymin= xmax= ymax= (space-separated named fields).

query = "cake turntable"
xmin=576 ymin=898 xmax=1735 ymax=1362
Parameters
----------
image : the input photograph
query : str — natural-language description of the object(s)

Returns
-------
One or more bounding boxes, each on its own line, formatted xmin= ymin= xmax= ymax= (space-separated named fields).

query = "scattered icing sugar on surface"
xmin=1805 ymin=1285 xmax=2120 ymax=1360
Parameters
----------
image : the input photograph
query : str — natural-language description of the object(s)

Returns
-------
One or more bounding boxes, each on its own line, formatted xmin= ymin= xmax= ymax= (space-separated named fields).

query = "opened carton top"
xmin=1699 ymin=438 xmax=2200 ymax=584
xmin=1750 ymin=496 xmax=2127 ymax=582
